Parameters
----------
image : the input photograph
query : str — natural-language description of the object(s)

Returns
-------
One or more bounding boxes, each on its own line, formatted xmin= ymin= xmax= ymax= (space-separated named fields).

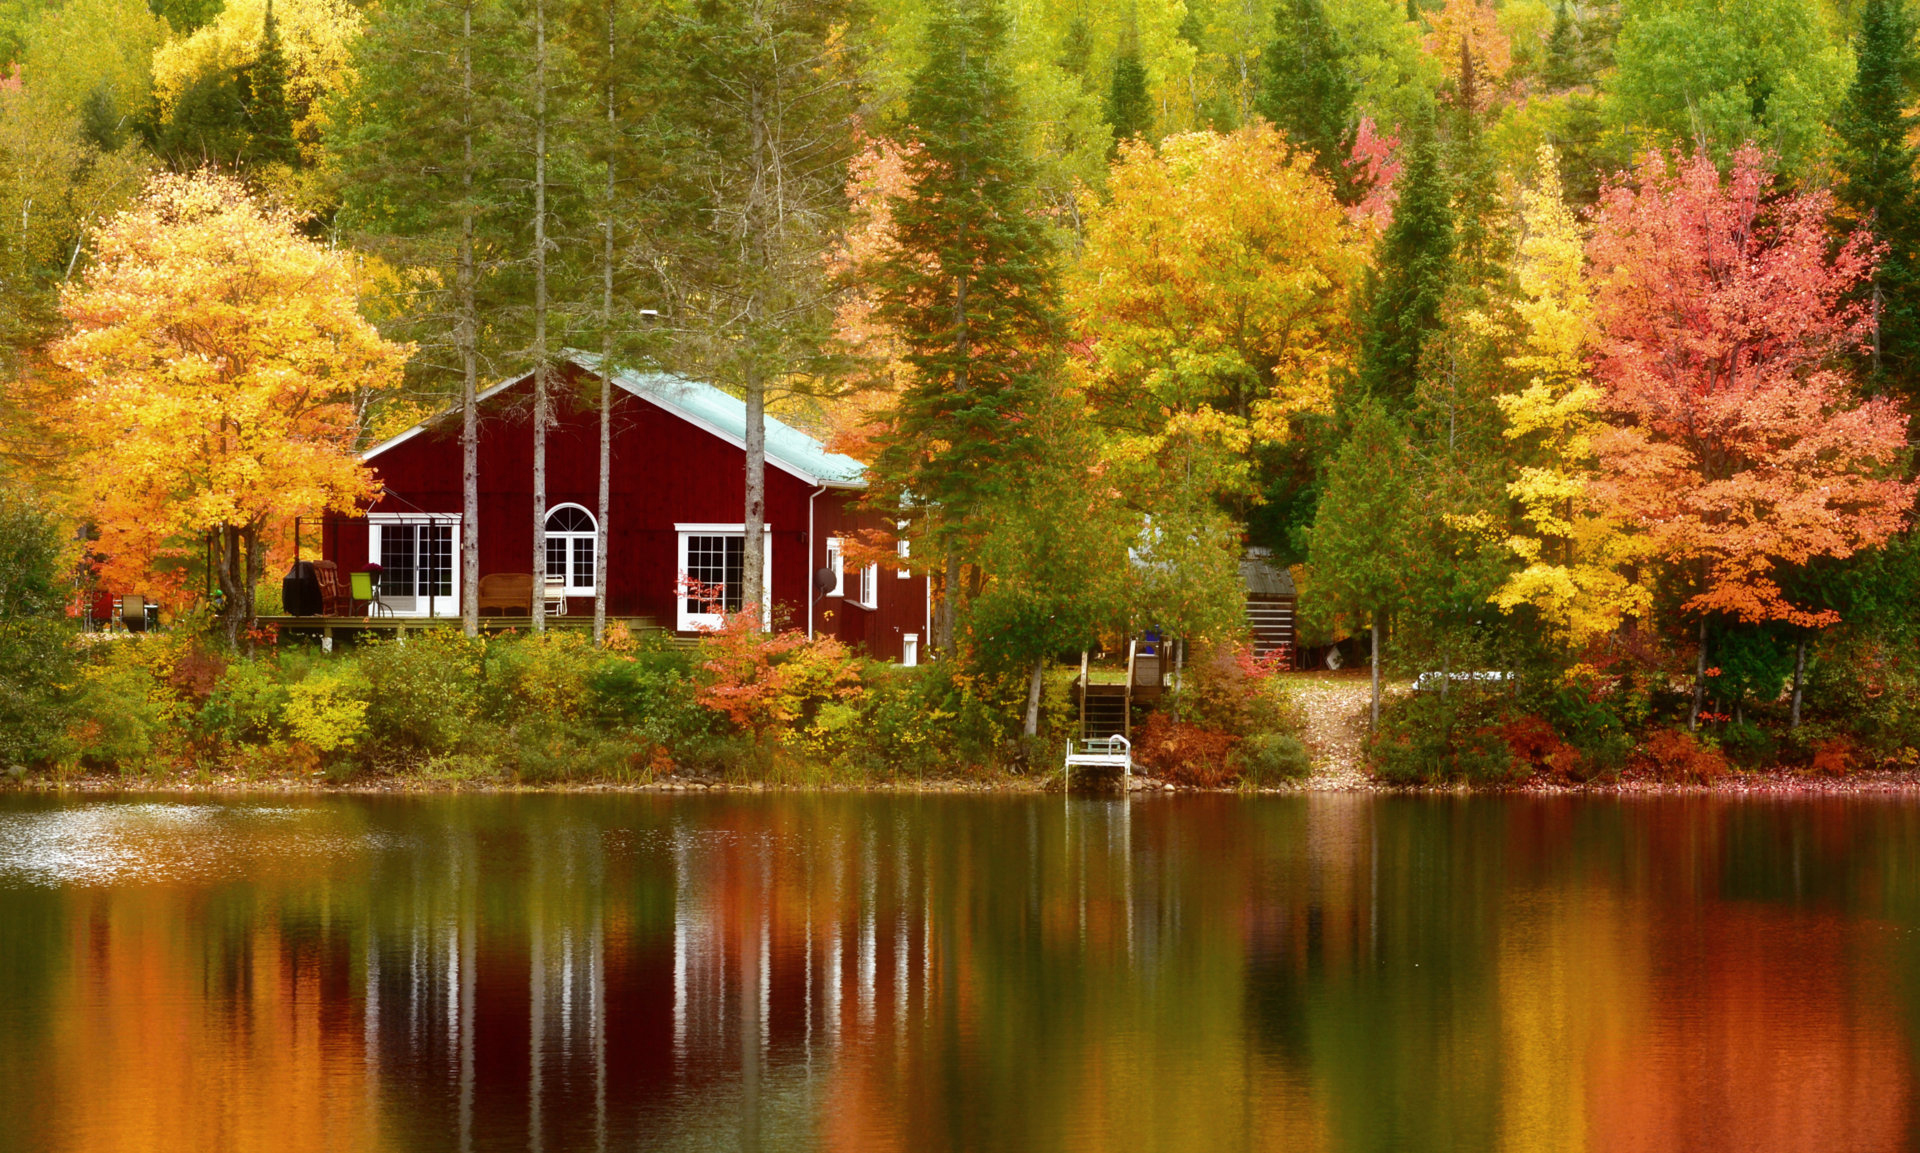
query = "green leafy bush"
xmin=282 ymin=666 xmax=369 ymax=757
xmin=1235 ymin=732 xmax=1312 ymax=784
xmin=359 ymin=631 xmax=483 ymax=756
xmin=1370 ymin=688 xmax=1522 ymax=784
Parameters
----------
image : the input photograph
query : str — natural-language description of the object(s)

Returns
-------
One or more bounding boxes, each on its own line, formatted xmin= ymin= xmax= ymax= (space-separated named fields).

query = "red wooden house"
xmin=319 ymin=354 xmax=930 ymax=663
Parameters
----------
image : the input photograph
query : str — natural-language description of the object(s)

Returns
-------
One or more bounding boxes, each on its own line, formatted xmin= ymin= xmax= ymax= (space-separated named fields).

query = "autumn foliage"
xmin=55 ymin=170 xmax=407 ymax=642
xmin=1587 ymin=147 xmax=1914 ymax=628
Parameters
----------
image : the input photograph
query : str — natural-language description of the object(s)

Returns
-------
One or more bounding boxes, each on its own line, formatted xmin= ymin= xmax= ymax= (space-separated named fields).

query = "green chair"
xmin=351 ymin=571 xmax=391 ymax=617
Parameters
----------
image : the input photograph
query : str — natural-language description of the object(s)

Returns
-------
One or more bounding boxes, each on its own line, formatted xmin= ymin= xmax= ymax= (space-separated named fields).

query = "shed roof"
xmin=361 ymin=351 xmax=868 ymax=489
xmin=1241 ymin=553 xmax=1297 ymax=597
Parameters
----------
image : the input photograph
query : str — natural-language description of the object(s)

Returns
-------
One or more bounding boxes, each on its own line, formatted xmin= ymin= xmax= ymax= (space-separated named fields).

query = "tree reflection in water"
xmin=0 ymin=794 xmax=1915 ymax=1152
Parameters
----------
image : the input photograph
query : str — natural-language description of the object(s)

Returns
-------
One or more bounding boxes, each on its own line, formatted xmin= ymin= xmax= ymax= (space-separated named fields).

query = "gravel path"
xmin=1286 ymin=672 xmax=1377 ymax=789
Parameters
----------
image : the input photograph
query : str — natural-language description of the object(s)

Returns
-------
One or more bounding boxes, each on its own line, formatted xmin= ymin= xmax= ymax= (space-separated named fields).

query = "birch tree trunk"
xmin=530 ymin=0 xmax=550 ymax=636
xmin=742 ymin=359 xmax=767 ymax=625
xmin=1023 ymin=655 xmax=1045 ymax=737
xmin=594 ymin=0 xmax=615 ymax=645
xmin=459 ymin=0 xmax=480 ymax=638
xmin=1369 ymin=609 xmax=1382 ymax=732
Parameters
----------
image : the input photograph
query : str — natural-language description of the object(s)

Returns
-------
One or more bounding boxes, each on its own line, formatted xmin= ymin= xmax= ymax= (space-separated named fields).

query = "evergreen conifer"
xmin=1254 ymin=0 xmax=1358 ymax=202
xmin=869 ymin=0 xmax=1061 ymax=653
xmin=1105 ymin=51 xmax=1153 ymax=148
xmin=1356 ymin=108 xmax=1454 ymax=410
xmin=247 ymin=0 xmax=297 ymax=165
xmin=1837 ymin=0 xmax=1920 ymax=401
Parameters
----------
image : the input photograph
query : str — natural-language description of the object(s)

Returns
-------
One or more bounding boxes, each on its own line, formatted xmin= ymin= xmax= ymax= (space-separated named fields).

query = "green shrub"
xmin=1370 ymin=688 xmax=1522 ymax=784
xmin=1236 ymin=732 xmax=1312 ymax=784
xmin=69 ymin=648 xmax=168 ymax=771
xmin=198 ymin=657 xmax=289 ymax=746
xmin=359 ymin=632 xmax=483 ymax=756
xmin=1717 ymin=721 xmax=1776 ymax=768
xmin=483 ymin=632 xmax=600 ymax=722
xmin=0 ymin=620 xmax=76 ymax=769
xmin=588 ymin=645 xmax=713 ymax=750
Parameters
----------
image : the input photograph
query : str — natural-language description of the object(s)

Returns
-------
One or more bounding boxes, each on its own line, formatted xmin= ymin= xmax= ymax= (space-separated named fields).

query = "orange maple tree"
xmin=55 ymin=170 xmax=408 ymax=644
xmin=1587 ymin=146 xmax=1914 ymax=629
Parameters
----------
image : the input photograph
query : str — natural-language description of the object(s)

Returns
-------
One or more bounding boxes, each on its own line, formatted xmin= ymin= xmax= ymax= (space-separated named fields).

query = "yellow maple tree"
xmin=54 ymin=170 xmax=407 ymax=644
xmin=1072 ymin=123 xmax=1364 ymax=467
xmin=1483 ymin=148 xmax=1650 ymax=646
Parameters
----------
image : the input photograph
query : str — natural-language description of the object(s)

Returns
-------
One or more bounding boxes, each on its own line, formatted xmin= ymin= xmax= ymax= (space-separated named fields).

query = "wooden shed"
xmin=1241 ymin=549 xmax=1298 ymax=667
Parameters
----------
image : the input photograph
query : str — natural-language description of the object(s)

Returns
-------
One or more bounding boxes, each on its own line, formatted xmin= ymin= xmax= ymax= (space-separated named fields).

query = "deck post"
xmin=322 ymin=625 xmax=333 ymax=654
xmin=1124 ymin=640 xmax=1137 ymax=741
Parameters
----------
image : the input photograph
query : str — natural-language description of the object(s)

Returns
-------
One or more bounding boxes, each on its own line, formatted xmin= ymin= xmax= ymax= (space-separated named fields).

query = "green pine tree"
xmin=1542 ymin=3 xmax=1582 ymax=90
xmin=1104 ymin=50 xmax=1153 ymax=149
xmin=1306 ymin=399 xmax=1418 ymax=729
xmin=1355 ymin=108 xmax=1454 ymax=411
xmin=869 ymin=0 xmax=1061 ymax=654
xmin=1254 ymin=0 xmax=1358 ymax=202
xmin=246 ymin=0 xmax=297 ymax=166
xmin=1837 ymin=0 xmax=1920 ymax=402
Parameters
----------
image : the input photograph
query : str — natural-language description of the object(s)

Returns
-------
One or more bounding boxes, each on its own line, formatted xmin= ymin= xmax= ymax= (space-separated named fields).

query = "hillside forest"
xmin=4 ymin=0 xmax=1920 ymax=783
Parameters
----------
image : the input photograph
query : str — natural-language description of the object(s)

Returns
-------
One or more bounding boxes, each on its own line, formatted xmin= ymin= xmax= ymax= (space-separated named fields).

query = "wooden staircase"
xmin=1080 ymin=684 xmax=1129 ymax=739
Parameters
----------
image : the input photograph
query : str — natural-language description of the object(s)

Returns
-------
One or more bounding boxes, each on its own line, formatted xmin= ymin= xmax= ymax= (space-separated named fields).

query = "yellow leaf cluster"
xmin=1485 ymin=149 xmax=1650 ymax=643
xmin=1072 ymin=122 xmax=1364 ymax=478
xmin=151 ymin=0 xmax=363 ymax=148
xmin=54 ymin=170 xmax=408 ymax=592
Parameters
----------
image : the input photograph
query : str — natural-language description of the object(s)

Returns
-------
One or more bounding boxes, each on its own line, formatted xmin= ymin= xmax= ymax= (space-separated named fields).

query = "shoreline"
xmin=9 ymin=768 xmax=1920 ymax=798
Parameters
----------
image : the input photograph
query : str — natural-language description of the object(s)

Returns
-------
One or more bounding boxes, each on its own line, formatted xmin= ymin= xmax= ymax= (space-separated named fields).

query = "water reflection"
xmin=0 ymin=794 xmax=1916 ymax=1152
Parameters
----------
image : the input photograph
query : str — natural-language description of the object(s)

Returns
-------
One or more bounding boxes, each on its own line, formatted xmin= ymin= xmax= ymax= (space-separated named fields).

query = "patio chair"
xmin=351 ymin=570 xmax=392 ymax=617
xmin=543 ymin=573 xmax=568 ymax=617
xmin=118 ymin=593 xmax=149 ymax=633
xmin=312 ymin=561 xmax=351 ymax=616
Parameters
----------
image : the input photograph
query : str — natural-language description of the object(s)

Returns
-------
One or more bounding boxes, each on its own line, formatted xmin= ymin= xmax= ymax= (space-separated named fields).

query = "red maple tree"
xmin=1587 ymin=146 xmax=1914 ymax=628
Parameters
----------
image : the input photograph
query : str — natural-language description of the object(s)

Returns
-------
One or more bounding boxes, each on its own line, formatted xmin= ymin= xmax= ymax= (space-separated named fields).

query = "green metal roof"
xmin=577 ymin=353 xmax=867 ymax=489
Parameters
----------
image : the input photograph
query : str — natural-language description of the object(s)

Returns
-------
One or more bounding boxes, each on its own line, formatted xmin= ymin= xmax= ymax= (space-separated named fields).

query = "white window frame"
xmin=824 ymin=536 xmax=845 ymax=597
xmin=897 ymin=536 xmax=911 ymax=577
xmin=851 ymin=562 xmax=879 ymax=610
xmin=544 ymin=503 xmax=598 ymax=596
xmin=675 ymin=523 xmax=772 ymax=631
xmin=367 ymin=513 xmax=462 ymax=618
xmin=902 ymin=633 xmax=919 ymax=667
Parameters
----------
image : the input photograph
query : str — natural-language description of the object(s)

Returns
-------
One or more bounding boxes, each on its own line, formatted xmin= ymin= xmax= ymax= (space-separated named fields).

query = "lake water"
xmin=0 ymin=793 xmax=1917 ymax=1152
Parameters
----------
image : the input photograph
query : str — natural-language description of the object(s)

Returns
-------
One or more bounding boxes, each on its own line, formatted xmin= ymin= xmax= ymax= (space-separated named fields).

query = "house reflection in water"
xmin=0 ymin=795 xmax=1915 ymax=1152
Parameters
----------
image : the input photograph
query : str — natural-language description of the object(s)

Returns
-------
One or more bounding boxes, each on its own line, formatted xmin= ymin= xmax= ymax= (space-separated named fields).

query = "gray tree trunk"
xmin=531 ymin=0 xmax=549 ymax=635
xmin=594 ymin=0 xmax=614 ymax=646
xmin=1689 ymin=619 xmax=1707 ymax=731
xmin=1791 ymin=635 xmax=1807 ymax=730
xmin=458 ymin=0 xmax=479 ymax=638
xmin=742 ymin=361 xmax=767 ymax=626
xmin=1369 ymin=610 xmax=1382 ymax=732
xmin=1023 ymin=655 xmax=1045 ymax=737
xmin=934 ymin=544 xmax=958 ymax=655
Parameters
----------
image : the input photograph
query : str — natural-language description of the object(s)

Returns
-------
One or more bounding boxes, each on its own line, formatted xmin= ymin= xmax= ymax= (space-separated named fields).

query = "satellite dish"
xmin=812 ymin=567 xmax=837 ymax=597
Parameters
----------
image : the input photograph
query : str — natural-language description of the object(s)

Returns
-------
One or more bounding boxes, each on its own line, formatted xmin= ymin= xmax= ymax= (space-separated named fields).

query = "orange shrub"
xmin=1634 ymin=729 xmax=1729 ymax=782
xmin=1135 ymin=713 xmax=1241 ymax=787
xmin=1809 ymin=737 xmax=1856 ymax=776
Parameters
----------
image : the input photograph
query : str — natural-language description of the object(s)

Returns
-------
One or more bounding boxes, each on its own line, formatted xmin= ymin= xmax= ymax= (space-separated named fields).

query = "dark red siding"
xmin=324 ymin=365 xmax=928 ymax=660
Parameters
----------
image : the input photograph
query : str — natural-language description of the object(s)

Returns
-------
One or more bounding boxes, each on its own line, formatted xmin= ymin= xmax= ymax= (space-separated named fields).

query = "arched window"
xmin=545 ymin=504 xmax=597 ymax=595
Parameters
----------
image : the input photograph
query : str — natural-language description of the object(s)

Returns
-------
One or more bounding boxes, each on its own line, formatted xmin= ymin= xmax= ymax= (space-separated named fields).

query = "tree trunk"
xmin=531 ymin=0 xmax=549 ymax=636
xmin=742 ymin=360 xmax=766 ymax=628
xmin=1791 ymin=634 xmax=1807 ymax=730
xmin=458 ymin=0 xmax=479 ymax=638
xmin=1370 ymin=609 xmax=1382 ymax=732
xmin=1023 ymin=655 xmax=1045 ymax=737
xmin=934 ymin=543 xmax=959 ymax=655
xmin=1689 ymin=618 xmax=1707 ymax=731
xmin=594 ymin=0 xmax=614 ymax=646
